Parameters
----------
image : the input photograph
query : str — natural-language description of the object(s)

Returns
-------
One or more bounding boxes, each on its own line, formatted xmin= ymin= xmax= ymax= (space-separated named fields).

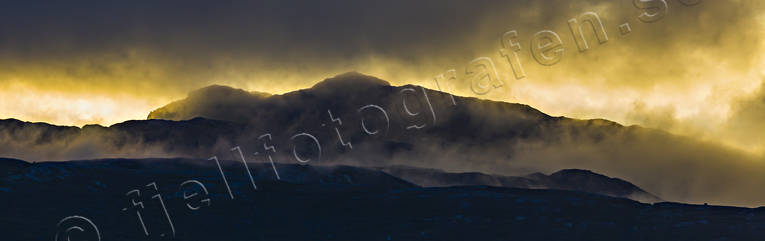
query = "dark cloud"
xmin=1 ymin=0 xmax=761 ymax=93
xmin=1 ymin=0 xmax=764 ymax=146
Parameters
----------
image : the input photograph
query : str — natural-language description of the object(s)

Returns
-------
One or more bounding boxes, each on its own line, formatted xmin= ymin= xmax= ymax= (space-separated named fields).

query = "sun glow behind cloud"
xmin=0 ymin=0 xmax=764 ymax=154
xmin=0 ymin=82 xmax=154 ymax=127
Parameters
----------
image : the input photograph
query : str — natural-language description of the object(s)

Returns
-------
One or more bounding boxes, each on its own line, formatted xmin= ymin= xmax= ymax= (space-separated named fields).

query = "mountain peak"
xmin=551 ymin=169 xmax=599 ymax=177
xmin=311 ymin=72 xmax=390 ymax=90
xmin=147 ymin=85 xmax=271 ymax=120
xmin=547 ymin=169 xmax=662 ymax=203
xmin=189 ymin=84 xmax=271 ymax=99
xmin=549 ymin=169 xmax=628 ymax=187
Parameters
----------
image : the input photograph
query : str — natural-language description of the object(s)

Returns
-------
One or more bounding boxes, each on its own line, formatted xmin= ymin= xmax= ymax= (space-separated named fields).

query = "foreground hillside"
xmin=2 ymin=158 xmax=764 ymax=241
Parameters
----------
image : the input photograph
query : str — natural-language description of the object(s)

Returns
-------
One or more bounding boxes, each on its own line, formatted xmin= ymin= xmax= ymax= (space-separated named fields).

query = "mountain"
xmin=1 ymin=72 xmax=764 ymax=206
xmin=537 ymin=169 xmax=662 ymax=203
xmin=0 ymin=157 xmax=29 ymax=176
xmin=0 ymin=158 xmax=30 ymax=189
xmin=143 ymin=72 xmax=765 ymax=206
xmin=377 ymin=166 xmax=662 ymax=203
xmin=2 ymin=158 xmax=764 ymax=241
xmin=147 ymin=85 xmax=274 ymax=122
xmin=0 ymin=155 xmax=659 ymax=203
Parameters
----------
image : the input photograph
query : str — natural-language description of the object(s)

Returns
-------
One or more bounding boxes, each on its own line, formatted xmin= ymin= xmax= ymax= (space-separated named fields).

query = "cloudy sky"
xmin=1 ymin=0 xmax=764 ymax=153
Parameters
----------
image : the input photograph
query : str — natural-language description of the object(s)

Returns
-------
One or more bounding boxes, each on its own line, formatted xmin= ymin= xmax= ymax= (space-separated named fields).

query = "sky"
xmin=1 ymin=0 xmax=764 ymax=153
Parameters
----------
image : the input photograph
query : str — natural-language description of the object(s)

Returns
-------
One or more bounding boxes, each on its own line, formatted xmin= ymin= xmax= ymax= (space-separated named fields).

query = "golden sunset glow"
xmin=8 ymin=1 xmax=765 ymax=214
xmin=1 ymin=0 xmax=764 ymax=155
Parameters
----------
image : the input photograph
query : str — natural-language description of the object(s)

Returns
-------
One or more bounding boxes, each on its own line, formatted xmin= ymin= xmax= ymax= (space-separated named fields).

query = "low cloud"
xmin=5 ymin=74 xmax=764 ymax=207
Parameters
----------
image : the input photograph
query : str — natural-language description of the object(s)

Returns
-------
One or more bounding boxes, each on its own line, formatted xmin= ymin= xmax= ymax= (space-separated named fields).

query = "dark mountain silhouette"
xmin=2 ymin=158 xmax=764 ymax=241
xmin=377 ymin=166 xmax=661 ymax=203
xmin=539 ymin=169 xmax=662 ymax=203
xmin=0 ymin=155 xmax=659 ymax=203
xmin=0 ymin=158 xmax=30 ymax=190
xmin=0 ymin=157 xmax=29 ymax=176
xmin=1 ymin=72 xmax=764 ymax=206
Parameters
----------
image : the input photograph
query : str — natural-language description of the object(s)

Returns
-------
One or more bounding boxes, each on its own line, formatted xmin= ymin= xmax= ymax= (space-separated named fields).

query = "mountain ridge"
xmin=3 ymin=157 xmax=764 ymax=241
xmin=0 ymin=157 xmax=659 ymax=203
xmin=376 ymin=165 xmax=661 ymax=203
xmin=1 ymin=72 xmax=764 ymax=206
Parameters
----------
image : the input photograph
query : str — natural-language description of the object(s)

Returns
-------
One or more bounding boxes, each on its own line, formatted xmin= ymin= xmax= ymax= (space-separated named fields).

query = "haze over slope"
xmin=1 ymin=73 xmax=763 ymax=206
